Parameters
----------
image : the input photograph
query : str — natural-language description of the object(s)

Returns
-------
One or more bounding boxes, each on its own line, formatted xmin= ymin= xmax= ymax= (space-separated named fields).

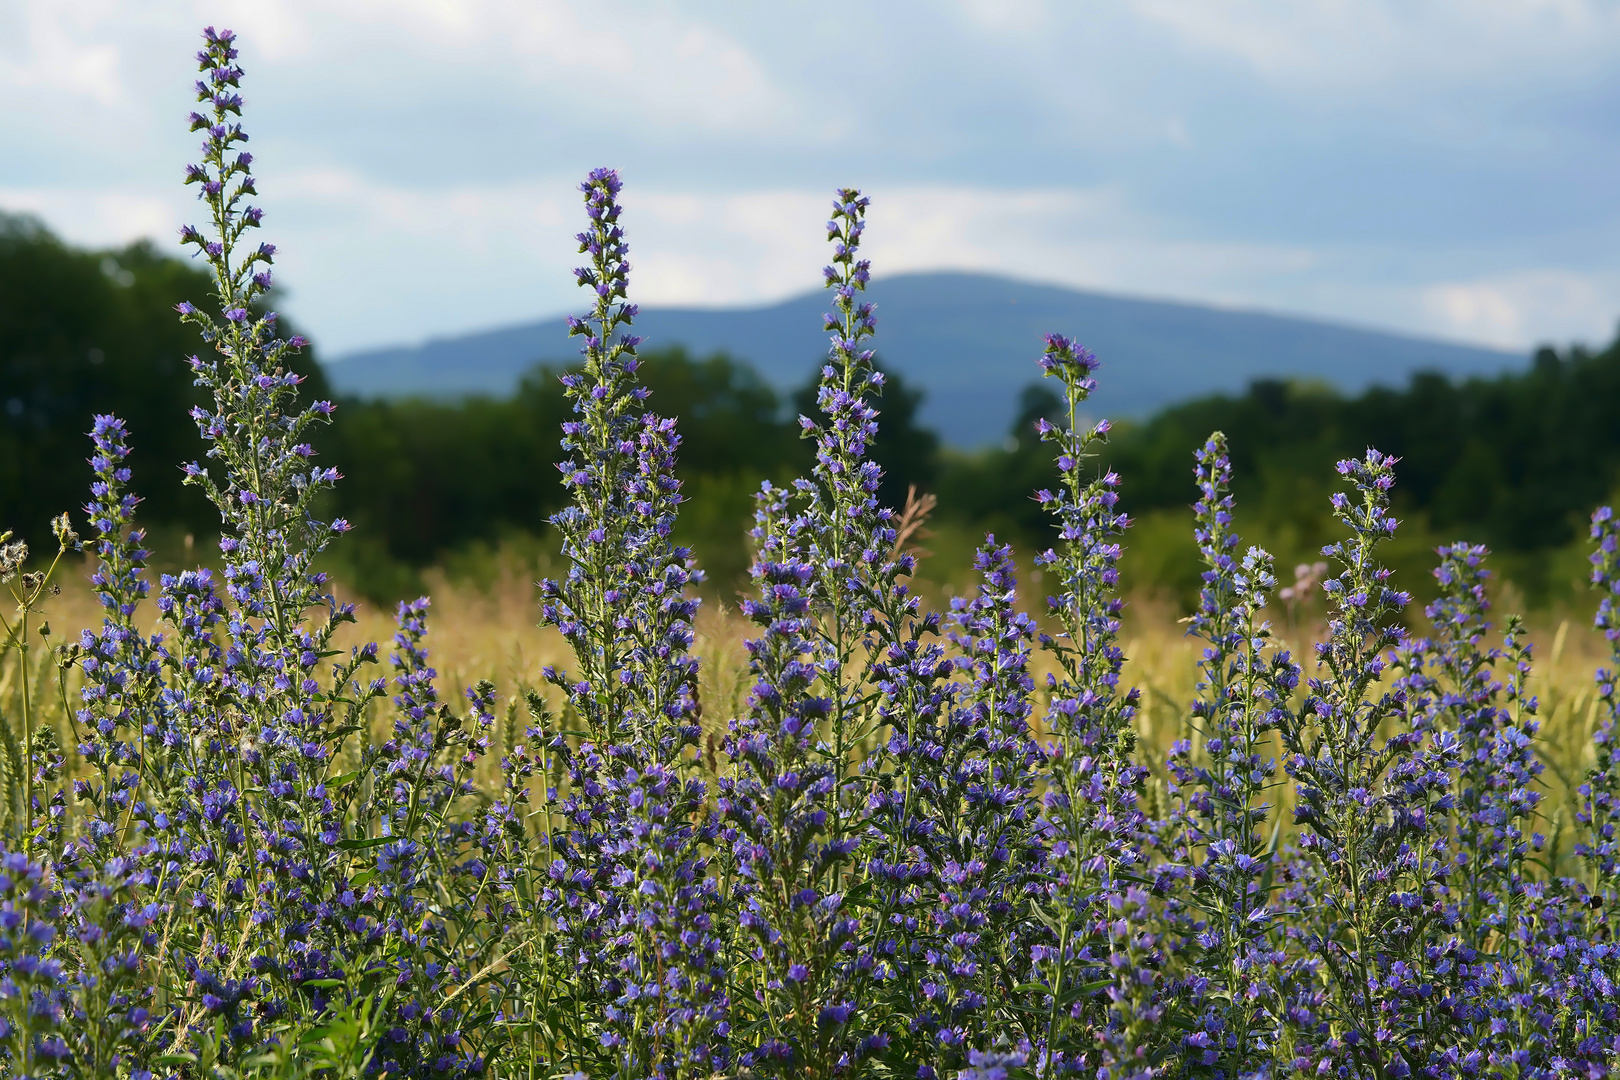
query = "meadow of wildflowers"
xmin=0 ymin=27 xmax=1617 ymax=1079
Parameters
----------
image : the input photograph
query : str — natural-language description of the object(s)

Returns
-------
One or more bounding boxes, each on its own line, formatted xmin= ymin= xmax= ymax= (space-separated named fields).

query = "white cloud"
xmin=958 ymin=0 xmax=1048 ymax=32
xmin=0 ymin=185 xmax=183 ymax=248
xmin=200 ymin=0 xmax=318 ymax=60
xmin=197 ymin=0 xmax=792 ymax=134
xmin=1422 ymin=270 xmax=1620 ymax=349
xmin=631 ymin=190 xmax=825 ymax=306
xmin=1 ymin=0 xmax=1617 ymax=359
xmin=1131 ymin=0 xmax=1620 ymax=88
xmin=576 ymin=183 xmax=1325 ymax=317
xmin=0 ymin=0 xmax=128 ymax=107
xmin=253 ymin=172 xmax=583 ymax=350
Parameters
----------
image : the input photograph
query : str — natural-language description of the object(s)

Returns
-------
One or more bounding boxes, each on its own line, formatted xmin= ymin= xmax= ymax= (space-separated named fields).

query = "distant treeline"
xmin=0 ymin=213 xmax=330 ymax=542
xmin=0 ymin=212 xmax=940 ymax=596
xmin=325 ymin=349 xmax=940 ymax=594
xmin=950 ymin=340 xmax=1620 ymax=592
xmin=5 ymin=212 xmax=1617 ymax=604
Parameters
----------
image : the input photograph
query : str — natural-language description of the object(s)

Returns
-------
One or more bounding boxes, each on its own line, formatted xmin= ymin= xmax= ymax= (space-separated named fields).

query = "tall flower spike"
xmin=1278 ymin=451 xmax=1473 ymax=1074
xmin=1582 ymin=506 xmax=1620 ymax=903
xmin=540 ymin=166 xmax=650 ymax=746
xmin=722 ymin=188 xmax=962 ymax=1072
xmin=719 ymin=481 xmax=867 ymax=1077
xmin=534 ymin=168 xmax=722 ymax=1078
xmin=175 ymin=25 xmax=346 ymax=653
xmin=614 ymin=413 xmax=728 ymax=1074
xmin=1399 ymin=543 xmax=1542 ymax=951
xmin=800 ymin=192 xmax=960 ymax=1066
xmin=925 ymin=538 xmax=1046 ymax=1067
xmin=1027 ymin=333 xmax=1150 ymax=1074
xmin=803 ymin=188 xmax=888 ymax=766
xmin=1168 ymin=431 xmax=1297 ymax=1078
xmin=535 ymin=167 xmax=655 ymax=1077
xmin=73 ymin=415 xmax=160 ymax=850
xmin=1033 ymin=334 xmax=1136 ymax=768
xmin=165 ymin=27 xmax=392 ymax=1059
xmin=621 ymin=413 xmax=705 ymax=755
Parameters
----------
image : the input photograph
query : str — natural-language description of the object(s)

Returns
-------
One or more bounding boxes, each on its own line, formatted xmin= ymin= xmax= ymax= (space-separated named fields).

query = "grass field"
xmin=9 ymin=538 xmax=1607 ymax=877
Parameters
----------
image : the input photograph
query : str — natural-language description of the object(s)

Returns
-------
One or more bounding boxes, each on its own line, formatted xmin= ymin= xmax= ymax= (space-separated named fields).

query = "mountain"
xmin=327 ymin=271 xmax=1523 ymax=447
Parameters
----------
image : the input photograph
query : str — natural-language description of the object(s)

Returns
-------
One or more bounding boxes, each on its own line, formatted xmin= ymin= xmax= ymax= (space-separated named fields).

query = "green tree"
xmin=0 ymin=211 xmax=329 ymax=550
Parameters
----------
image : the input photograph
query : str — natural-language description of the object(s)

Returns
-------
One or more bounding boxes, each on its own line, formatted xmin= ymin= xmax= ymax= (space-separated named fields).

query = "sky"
xmin=3 ymin=0 xmax=1619 ymax=358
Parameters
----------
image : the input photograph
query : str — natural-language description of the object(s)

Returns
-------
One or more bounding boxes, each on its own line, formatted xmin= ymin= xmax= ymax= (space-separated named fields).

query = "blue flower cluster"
xmin=1167 ymin=433 xmax=1298 ymax=1077
xmin=1 ymin=24 xmax=1617 ymax=1079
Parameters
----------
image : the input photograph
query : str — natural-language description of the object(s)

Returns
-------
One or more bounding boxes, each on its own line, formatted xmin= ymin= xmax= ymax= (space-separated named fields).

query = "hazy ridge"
xmin=329 ymin=271 xmax=1522 ymax=446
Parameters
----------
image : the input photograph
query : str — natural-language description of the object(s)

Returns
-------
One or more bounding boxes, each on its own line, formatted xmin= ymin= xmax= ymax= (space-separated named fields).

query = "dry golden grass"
xmin=1116 ymin=598 xmax=1611 ymax=868
xmin=6 ymin=551 xmax=1610 ymax=872
xmin=334 ymin=559 xmax=1614 ymax=872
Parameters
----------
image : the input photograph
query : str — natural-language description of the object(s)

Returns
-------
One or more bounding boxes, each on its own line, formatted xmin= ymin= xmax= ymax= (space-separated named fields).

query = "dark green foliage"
xmin=646 ymin=347 xmax=802 ymax=477
xmin=790 ymin=357 xmax=940 ymax=510
xmin=1104 ymin=343 xmax=1620 ymax=552
xmin=936 ymin=382 xmax=1067 ymax=543
xmin=323 ymin=380 xmax=572 ymax=565
xmin=0 ymin=211 xmax=328 ymax=551
xmin=323 ymin=348 xmax=804 ymax=593
xmin=324 ymin=349 xmax=941 ymax=595
xmin=937 ymin=336 xmax=1620 ymax=602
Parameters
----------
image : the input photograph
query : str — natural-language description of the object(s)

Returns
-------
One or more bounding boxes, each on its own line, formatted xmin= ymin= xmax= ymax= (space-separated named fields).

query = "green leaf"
xmin=841 ymin=878 xmax=876 ymax=906
xmin=337 ymin=835 xmax=393 ymax=850
xmin=1057 ymin=977 xmax=1110 ymax=1004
